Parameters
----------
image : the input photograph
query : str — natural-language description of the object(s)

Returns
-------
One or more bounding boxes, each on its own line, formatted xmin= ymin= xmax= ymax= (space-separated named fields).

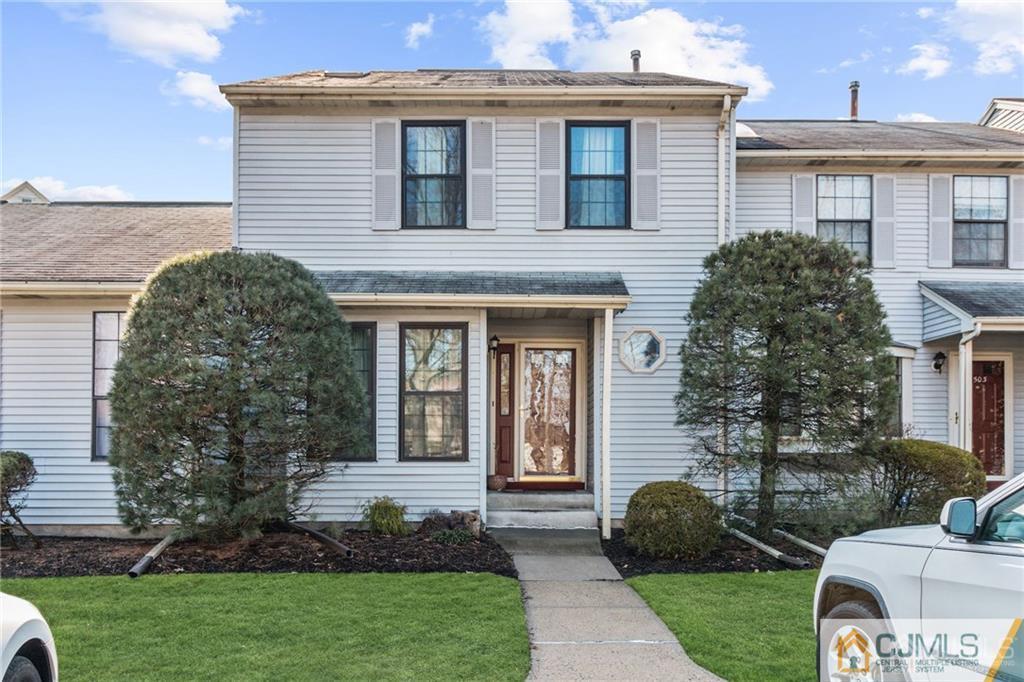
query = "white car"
xmin=1 ymin=594 xmax=57 ymax=682
xmin=814 ymin=472 xmax=1024 ymax=680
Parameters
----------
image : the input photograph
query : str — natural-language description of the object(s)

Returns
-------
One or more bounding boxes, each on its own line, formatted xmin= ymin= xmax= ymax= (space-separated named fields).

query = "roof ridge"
xmin=41 ymin=201 xmax=232 ymax=207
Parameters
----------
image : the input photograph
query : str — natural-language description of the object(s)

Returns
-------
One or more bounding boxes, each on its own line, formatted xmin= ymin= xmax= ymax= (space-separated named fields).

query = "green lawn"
xmin=2 ymin=572 xmax=530 ymax=682
xmin=628 ymin=570 xmax=819 ymax=682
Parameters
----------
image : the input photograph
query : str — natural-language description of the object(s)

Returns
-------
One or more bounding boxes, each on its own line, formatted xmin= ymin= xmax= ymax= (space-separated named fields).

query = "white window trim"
xmin=619 ymin=327 xmax=666 ymax=373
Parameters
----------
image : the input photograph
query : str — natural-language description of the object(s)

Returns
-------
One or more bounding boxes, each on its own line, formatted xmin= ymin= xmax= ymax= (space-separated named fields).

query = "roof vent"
xmin=736 ymin=122 xmax=758 ymax=138
xmin=325 ymin=71 xmax=366 ymax=79
xmin=849 ymin=80 xmax=860 ymax=120
xmin=631 ymin=49 xmax=641 ymax=73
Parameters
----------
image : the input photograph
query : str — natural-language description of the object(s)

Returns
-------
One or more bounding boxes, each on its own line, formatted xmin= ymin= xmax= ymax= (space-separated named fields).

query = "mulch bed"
xmin=0 ymin=530 xmax=517 ymax=579
xmin=601 ymin=529 xmax=822 ymax=578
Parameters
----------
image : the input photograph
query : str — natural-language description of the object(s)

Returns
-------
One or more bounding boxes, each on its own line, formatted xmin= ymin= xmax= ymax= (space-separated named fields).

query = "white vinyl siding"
xmin=237 ymin=112 xmax=727 ymax=517
xmin=0 ymin=299 xmax=129 ymax=525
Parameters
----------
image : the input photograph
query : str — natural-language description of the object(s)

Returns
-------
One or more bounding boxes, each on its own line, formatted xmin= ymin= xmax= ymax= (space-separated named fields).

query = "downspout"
xmin=958 ymin=322 xmax=982 ymax=449
xmin=716 ymin=95 xmax=732 ymax=505
xmin=716 ymin=95 xmax=732 ymax=246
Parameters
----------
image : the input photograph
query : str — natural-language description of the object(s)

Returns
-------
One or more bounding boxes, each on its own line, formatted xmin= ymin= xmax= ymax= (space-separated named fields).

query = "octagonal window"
xmin=620 ymin=328 xmax=666 ymax=373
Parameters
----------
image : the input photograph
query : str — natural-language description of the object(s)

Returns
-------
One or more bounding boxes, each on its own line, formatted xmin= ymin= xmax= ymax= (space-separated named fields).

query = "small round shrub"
xmin=431 ymin=529 xmax=475 ymax=545
xmin=871 ymin=439 xmax=986 ymax=526
xmin=362 ymin=496 xmax=408 ymax=536
xmin=624 ymin=481 xmax=721 ymax=560
xmin=1 ymin=450 xmax=39 ymax=546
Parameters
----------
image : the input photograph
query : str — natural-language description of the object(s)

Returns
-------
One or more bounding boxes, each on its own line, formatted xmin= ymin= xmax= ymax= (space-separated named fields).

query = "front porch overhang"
xmin=317 ymin=270 xmax=631 ymax=314
xmin=920 ymin=280 xmax=1024 ymax=342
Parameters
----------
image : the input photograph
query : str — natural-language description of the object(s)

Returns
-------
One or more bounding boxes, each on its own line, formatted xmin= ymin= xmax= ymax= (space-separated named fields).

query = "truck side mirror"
xmin=940 ymin=497 xmax=977 ymax=539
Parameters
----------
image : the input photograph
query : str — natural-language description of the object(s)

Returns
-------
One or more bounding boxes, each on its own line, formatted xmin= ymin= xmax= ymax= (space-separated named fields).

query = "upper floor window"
xmin=567 ymin=122 xmax=629 ymax=228
xmin=817 ymin=175 xmax=871 ymax=259
xmin=402 ymin=122 xmax=465 ymax=228
xmin=953 ymin=176 xmax=1008 ymax=268
xmin=93 ymin=311 xmax=126 ymax=461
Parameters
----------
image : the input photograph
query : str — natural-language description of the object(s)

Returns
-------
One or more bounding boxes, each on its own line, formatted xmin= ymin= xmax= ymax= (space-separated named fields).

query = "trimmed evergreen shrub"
xmin=870 ymin=439 xmax=986 ymax=526
xmin=109 ymin=251 xmax=369 ymax=541
xmin=1 ymin=450 xmax=39 ymax=547
xmin=624 ymin=481 xmax=721 ymax=560
xmin=431 ymin=529 xmax=475 ymax=545
xmin=363 ymin=497 xmax=408 ymax=536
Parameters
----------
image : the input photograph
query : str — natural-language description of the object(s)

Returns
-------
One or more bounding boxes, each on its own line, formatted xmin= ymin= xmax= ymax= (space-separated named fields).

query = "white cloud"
xmin=3 ymin=176 xmax=133 ymax=202
xmin=480 ymin=0 xmax=575 ymax=69
xmin=944 ymin=0 xmax=1024 ymax=75
xmin=897 ymin=43 xmax=952 ymax=79
xmin=817 ymin=50 xmax=873 ymax=74
xmin=895 ymin=112 xmax=940 ymax=122
xmin=198 ymin=135 xmax=233 ymax=151
xmin=405 ymin=14 xmax=435 ymax=49
xmin=916 ymin=7 xmax=935 ymax=19
xmin=55 ymin=1 xmax=246 ymax=68
xmin=163 ymin=71 xmax=230 ymax=111
xmin=479 ymin=1 xmax=773 ymax=100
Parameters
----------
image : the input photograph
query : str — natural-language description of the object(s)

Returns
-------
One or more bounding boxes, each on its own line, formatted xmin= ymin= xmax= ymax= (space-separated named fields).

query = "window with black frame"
xmin=953 ymin=176 xmax=1008 ymax=268
xmin=399 ymin=324 xmax=468 ymax=461
xmin=93 ymin=311 xmax=125 ymax=461
xmin=336 ymin=322 xmax=376 ymax=460
xmin=567 ymin=122 xmax=629 ymax=228
xmin=817 ymin=175 xmax=872 ymax=259
xmin=402 ymin=122 xmax=465 ymax=228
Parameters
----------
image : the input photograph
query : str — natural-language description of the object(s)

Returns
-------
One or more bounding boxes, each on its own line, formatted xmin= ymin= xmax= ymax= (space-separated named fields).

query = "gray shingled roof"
xmin=737 ymin=120 xmax=1024 ymax=152
xmin=225 ymin=69 xmax=736 ymax=90
xmin=315 ymin=271 xmax=630 ymax=298
xmin=921 ymin=281 xmax=1024 ymax=318
xmin=0 ymin=203 xmax=232 ymax=282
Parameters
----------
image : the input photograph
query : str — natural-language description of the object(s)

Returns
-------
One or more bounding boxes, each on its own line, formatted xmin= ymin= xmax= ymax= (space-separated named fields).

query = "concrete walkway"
xmin=492 ymin=529 xmax=721 ymax=682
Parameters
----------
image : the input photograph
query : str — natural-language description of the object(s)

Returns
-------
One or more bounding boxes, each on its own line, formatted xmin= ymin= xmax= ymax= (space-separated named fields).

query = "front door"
xmin=521 ymin=348 xmax=576 ymax=478
xmin=973 ymin=360 xmax=1006 ymax=477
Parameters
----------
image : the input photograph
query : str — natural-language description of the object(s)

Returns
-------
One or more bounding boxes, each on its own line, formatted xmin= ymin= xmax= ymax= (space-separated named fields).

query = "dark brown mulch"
xmin=601 ymin=529 xmax=822 ymax=578
xmin=0 ymin=531 xmax=516 ymax=579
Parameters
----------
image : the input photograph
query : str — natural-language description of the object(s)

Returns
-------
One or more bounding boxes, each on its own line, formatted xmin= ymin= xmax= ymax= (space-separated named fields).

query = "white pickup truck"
xmin=814 ymin=472 xmax=1024 ymax=680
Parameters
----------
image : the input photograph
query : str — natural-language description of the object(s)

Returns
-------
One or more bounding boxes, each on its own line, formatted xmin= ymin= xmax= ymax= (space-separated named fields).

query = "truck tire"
xmin=819 ymin=600 xmax=904 ymax=681
xmin=3 ymin=656 xmax=42 ymax=682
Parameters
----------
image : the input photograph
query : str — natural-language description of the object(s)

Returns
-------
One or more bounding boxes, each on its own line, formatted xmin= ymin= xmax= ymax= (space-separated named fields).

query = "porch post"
xmin=958 ymin=323 xmax=981 ymax=450
xmin=601 ymin=308 xmax=613 ymax=540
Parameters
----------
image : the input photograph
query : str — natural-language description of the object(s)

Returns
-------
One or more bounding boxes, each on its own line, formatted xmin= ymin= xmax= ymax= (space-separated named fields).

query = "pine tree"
xmin=676 ymin=231 xmax=897 ymax=539
xmin=109 ymin=251 xmax=368 ymax=540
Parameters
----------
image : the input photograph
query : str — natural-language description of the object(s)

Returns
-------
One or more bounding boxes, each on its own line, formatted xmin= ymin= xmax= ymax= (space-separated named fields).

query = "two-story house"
xmin=1 ymin=68 xmax=1021 ymax=539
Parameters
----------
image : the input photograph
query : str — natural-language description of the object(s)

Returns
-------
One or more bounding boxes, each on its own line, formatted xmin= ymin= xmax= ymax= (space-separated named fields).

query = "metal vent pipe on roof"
xmin=849 ymin=80 xmax=860 ymax=120
xmin=631 ymin=50 xmax=641 ymax=72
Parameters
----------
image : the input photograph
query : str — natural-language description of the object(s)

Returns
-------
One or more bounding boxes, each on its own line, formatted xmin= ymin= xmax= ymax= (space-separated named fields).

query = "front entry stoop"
xmin=487 ymin=492 xmax=598 ymax=530
xmin=492 ymin=529 xmax=722 ymax=681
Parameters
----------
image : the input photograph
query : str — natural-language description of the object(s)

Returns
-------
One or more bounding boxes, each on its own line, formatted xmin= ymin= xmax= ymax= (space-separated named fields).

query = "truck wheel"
xmin=819 ymin=600 xmax=903 ymax=681
xmin=3 ymin=656 xmax=42 ymax=682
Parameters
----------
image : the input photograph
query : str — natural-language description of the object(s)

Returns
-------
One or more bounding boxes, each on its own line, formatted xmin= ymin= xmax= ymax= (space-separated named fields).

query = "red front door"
xmin=494 ymin=344 xmax=516 ymax=478
xmin=972 ymin=360 xmax=1006 ymax=477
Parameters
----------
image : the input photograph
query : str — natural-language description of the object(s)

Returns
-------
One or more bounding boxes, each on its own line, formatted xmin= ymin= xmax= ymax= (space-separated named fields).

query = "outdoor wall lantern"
xmin=488 ymin=335 xmax=501 ymax=358
xmin=932 ymin=352 xmax=947 ymax=373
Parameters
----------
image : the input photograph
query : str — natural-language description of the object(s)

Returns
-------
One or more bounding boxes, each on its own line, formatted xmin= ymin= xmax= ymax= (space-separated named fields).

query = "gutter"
xmin=736 ymin=149 xmax=1023 ymax=160
xmin=329 ymin=292 xmax=631 ymax=309
xmin=958 ymin=322 xmax=983 ymax=449
xmin=716 ymin=95 xmax=732 ymax=246
xmin=220 ymin=84 xmax=749 ymax=101
xmin=1 ymin=281 xmax=140 ymax=296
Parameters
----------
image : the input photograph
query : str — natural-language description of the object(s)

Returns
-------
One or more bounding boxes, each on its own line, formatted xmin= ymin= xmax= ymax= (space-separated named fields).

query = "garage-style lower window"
xmin=399 ymin=323 xmax=468 ymax=461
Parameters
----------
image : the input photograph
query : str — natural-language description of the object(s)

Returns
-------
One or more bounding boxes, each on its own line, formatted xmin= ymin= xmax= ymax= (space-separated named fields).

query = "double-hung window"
xmin=399 ymin=323 xmax=468 ymax=461
xmin=567 ymin=122 xmax=629 ymax=228
xmin=93 ymin=311 xmax=125 ymax=461
xmin=953 ymin=176 xmax=1008 ymax=268
xmin=402 ymin=121 xmax=465 ymax=228
xmin=817 ymin=175 xmax=872 ymax=259
xmin=337 ymin=322 xmax=376 ymax=461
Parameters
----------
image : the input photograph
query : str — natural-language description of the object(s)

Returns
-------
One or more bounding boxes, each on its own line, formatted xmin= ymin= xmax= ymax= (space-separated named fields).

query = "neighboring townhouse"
xmin=1 ymin=181 xmax=49 ymax=205
xmin=980 ymin=98 xmax=1024 ymax=134
xmin=735 ymin=119 xmax=1024 ymax=488
xmin=0 ymin=202 xmax=232 ymax=534
xmin=0 ymin=67 xmax=1021 ymax=538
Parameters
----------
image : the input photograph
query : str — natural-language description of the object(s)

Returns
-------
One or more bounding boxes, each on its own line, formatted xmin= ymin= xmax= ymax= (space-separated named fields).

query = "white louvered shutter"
xmin=928 ymin=174 xmax=953 ymax=267
xmin=632 ymin=119 xmax=660 ymax=230
xmin=1010 ymin=175 xmax=1024 ymax=269
xmin=792 ymin=175 xmax=816 ymax=235
xmin=536 ymin=119 xmax=564 ymax=230
xmin=372 ymin=119 xmax=400 ymax=231
xmin=873 ymin=175 xmax=896 ymax=268
xmin=467 ymin=118 xmax=496 ymax=230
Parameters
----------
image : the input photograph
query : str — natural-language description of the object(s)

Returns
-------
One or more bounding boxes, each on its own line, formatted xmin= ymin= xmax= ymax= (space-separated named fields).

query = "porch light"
xmin=932 ymin=352 xmax=947 ymax=373
xmin=488 ymin=334 xmax=501 ymax=357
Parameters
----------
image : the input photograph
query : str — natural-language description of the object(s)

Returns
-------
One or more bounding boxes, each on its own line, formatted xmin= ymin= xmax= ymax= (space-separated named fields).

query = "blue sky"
xmin=3 ymin=1 xmax=1021 ymax=201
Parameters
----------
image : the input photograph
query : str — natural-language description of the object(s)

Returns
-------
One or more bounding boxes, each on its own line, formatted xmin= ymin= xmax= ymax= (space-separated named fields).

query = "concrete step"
xmin=490 ymin=528 xmax=604 ymax=556
xmin=487 ymin=491 xmax=595 ymax=511
xmin=487 ymin=509 xmax=598 ymax=530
